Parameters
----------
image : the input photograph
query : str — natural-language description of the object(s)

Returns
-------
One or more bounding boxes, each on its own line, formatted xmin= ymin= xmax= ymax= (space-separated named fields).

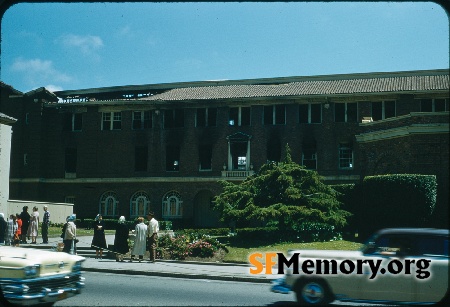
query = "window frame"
xmin=335 ymin=102 xmax=358 ymax=123
xmin=338 ymin=143 xmax=353 ymax=169
xmin=229 ymin=106 xmax=251 ymax=126
xmin=130 ymin=191 xmax=150 ymax=218
xmin=371 ymin=100 xmax=396 ymax=121
xmin=264 ymin=105 xmax=286 ymax=125
xmin=420 ymin=98 xmax=448 ymax=112
xmin=132 ymin=110 xmax=152 ymax=130
xmin=102 ymin=111 xmax=122 ymax=130
xmin=196 ymin=107 xmax=217 ymax=127
xmin=162 ymin=191 xmax=183 ymax=219
xmin=299 ymin=103 xmax=322 ymax=124
xmin=99 ymin=191 xmax=119 ymax=217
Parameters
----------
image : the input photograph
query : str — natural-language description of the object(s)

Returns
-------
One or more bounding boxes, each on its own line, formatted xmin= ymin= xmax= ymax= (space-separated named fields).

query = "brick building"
xmin=0 ymin=69 xmax=448 ymax=228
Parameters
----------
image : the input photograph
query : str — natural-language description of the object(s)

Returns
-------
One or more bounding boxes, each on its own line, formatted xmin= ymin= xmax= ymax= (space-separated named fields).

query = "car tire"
xmin=295 ymin=279 xmax=333 ymax=305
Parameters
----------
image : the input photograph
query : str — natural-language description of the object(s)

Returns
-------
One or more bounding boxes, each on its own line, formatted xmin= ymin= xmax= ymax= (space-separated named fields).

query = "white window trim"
xmin=130 ymin=191 xmax=150 ymax=218
xmin=338 ymin=144 xmax=353 ymax=169
xmin=302 ymin=152 xmax=317 ymax=169
xmin=229 ymin=106 xmax=250 ymax=126
xmin=99 ymin=191 xmax=119 ymax=217
xmin=373 ymin=100 xmax=396 ymax=120
xmin=336 ymin=102 xmax=358 ymax=123
xmin=102 ymin=111 xmax=122 ymax=130
xmin=162 ymin=191 xmax=183 ymax=219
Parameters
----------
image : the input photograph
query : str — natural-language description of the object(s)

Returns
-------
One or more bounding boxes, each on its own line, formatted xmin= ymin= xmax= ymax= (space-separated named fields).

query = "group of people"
xmin=0 ymin=205 xmax=51 ymax=246
xmin=129 ymin=211 xmax=159 ymax=263
xmin=87 ymin=211 xmax=159 ymax=263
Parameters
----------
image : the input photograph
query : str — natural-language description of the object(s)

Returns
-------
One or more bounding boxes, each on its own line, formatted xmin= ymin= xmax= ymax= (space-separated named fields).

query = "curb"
xmin=82 ymin=267 xmax=271 ymax=283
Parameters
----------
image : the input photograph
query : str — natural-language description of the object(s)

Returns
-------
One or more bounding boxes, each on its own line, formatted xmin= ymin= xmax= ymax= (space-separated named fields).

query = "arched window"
xmin=162 ymin=191 xmax=183 ymax=218
xmin=130 ymin=191 xmax=150 ymax=218
xmin=99 ymin=191 xmax=118 ymax=217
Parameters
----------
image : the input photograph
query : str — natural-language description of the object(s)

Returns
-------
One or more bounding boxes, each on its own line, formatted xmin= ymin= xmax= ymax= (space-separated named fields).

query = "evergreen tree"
xmin=213 ymin=144 xmax=351 ymax=230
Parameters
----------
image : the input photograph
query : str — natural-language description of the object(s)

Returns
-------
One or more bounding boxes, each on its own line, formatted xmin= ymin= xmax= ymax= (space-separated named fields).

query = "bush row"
xmin=157 ymin=233 xmax=228 ymax=260
xmin=233 ymin=222 xmax=342 ymax=243
xmin=331 ymin=174 xmax=437 ymax=241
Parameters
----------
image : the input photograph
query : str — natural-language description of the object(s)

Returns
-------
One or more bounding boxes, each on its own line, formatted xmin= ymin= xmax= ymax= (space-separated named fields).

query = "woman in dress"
xmin=63 ymin=214 xmax=77 ymax=254
xmin=91 ymin=214 xmax=107 ymax=259
xmin=19 ymin=206 xmax=30 ymax=243
xmin=130 ymin=217 xmax=147 ymax=262
xmin=114 ymin=216 xmax=129 ymax=262
xmin=27 ymin=206 xmax=39 ymax=244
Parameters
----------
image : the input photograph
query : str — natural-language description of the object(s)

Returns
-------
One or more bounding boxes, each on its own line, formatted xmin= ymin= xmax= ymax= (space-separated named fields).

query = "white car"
xmin=0 ymin=246 xmax=85 ymax=306
xmin=272 ymin=228 xmax=449 ymax=305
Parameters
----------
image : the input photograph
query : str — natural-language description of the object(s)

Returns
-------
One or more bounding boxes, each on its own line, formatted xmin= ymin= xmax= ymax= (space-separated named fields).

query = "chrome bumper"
xmin=2 ymin=276 xmax=85 ymax=306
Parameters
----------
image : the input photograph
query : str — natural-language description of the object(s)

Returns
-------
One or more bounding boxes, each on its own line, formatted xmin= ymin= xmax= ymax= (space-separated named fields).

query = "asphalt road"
xmin=55 ymin=272 xmax=293 ymax=306
xmin=54 ymin=272 xmax=393 ymax=306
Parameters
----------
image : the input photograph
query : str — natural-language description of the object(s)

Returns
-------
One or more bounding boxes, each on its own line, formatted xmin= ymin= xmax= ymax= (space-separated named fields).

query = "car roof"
xmin=376 ymin=228 xmax=449 ymax=237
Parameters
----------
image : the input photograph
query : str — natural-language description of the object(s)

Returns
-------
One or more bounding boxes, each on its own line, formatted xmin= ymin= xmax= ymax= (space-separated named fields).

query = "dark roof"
xmin=0 ymin=81 xmax=23 ymax=95
xmin=53 ymin=69 xmax=449 ymax=103
xmin=375 ymin=228 xmax=449 ymax=236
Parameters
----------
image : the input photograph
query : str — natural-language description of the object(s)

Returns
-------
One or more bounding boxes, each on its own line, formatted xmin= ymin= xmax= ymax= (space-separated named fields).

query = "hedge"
xmin=359 ymin=174 xmax=437 ymax=240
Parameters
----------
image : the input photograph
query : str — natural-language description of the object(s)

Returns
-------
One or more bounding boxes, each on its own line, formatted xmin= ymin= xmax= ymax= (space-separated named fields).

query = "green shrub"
xmin=359 ymin=174 xmax=437 ymax=240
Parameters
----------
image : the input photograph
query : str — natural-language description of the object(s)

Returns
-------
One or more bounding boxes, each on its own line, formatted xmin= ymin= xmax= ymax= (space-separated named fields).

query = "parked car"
xmin=0 ymin=245 xmax=85 ymax=306
xmin=272 ymin=228 xmax=449 ymax=305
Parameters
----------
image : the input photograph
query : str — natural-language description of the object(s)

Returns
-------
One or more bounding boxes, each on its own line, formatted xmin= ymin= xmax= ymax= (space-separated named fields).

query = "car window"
xmin=416 ymin=236 xmax=449 ymax=257
xmin=363 ymin=234 xmax=415 ymax=256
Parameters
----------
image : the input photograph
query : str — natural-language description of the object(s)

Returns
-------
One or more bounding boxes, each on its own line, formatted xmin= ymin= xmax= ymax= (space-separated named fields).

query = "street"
xmin=55 ymin=272 xmax=393 ymax=306
xmin=55 ymin=272 xmax=290 ymax=306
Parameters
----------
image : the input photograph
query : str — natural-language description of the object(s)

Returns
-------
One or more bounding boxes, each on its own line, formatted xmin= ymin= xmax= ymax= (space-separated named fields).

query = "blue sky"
xmin=1 ymin=2 xmax=448 ymax=93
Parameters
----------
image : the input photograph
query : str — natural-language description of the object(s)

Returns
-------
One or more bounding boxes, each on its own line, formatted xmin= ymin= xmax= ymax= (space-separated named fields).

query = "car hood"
xmin=0 ymin=246 xmax=85 ymax=264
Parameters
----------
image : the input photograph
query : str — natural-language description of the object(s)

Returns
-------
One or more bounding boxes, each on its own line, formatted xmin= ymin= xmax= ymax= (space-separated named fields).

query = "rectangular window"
xmin=102 ymin=112 xmax=121 ymax=130
xmin=299 ymin=104 xmax=322 ymax=124
xmin=302 ymin=150 xmax=317 ymax=170
xmin=135 ymin=146 xmax=148 ymax=171
xmin=132 ymin=111 xmax=152 ymax=130
xmin=299 ymin=104 xmax=309 ymax=123
xmin=339 ymin=143 xmax=353 ymax=169
xmin=199 ymin=144 xmax=212 ymax=170
xmin=229 ymin=107 xmax=251 ymax=126
xmin=264 ymin=105 xmax=286 ymax=125
xmin=421 ymin=99 xmax=447 ymax=112
xmin=166 ymin=145 xmax=180 ymax=171
xmin=275 ymin=105 xmax=286 ymax=124
xmin=63 ymin=113 xmax=83 ymax=131
xmin=371 ymin=101 xmax=396 ymax=120
xmin=335 ymin=102 xmax=357 ymax=123
xmin=196 ymin=108 xmax=217 ymax=127
xmin=164 ymin=109 xmax=184 ymax=128
xmin=65 ymin=148 xmax=77 ymax=173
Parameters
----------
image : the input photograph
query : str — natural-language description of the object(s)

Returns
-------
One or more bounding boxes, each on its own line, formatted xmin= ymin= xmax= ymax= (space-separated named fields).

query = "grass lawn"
xmin=220 ymin=238 xmax=363 ymax=263
xmin=47 ymin=226 xmax=363 ymax=263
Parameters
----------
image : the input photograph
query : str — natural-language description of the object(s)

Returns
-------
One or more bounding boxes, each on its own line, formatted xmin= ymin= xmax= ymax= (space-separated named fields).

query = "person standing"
xmin=63 ymin=214 xmax=77 ymax=254
xmin=91 ymin=214 xmax=107 ymax=259
xmin=15 ymin=214 xmax=22 ymax=247
xmin=146 ymin=211 xmax=159 ymax=263
xmin=19 ymin=206 xmax=30 ymax=243
xmin=0 ymin=213 xmax=7 ymax=245
xmin=27 ymin=206 xmax=39 ymax=244
xmin=130 ymin=217 xmax=147 ymax=262
xmin=42 ymin=205 xmax=50 ymax=244
xmin=114 ymin=216 xmax=129 ymax=262
xmin=6 ymin=214 xmax=18 ymax=246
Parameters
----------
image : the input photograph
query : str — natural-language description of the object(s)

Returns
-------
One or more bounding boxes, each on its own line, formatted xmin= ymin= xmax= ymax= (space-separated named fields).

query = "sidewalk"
xmin=25 ymin=234 xmax=279 ymax=284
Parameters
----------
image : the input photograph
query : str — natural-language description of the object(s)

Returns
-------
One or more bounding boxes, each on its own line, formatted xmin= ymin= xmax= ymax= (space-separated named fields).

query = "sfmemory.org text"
xmin=249 ymin=252 xmax=431 ymax=279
